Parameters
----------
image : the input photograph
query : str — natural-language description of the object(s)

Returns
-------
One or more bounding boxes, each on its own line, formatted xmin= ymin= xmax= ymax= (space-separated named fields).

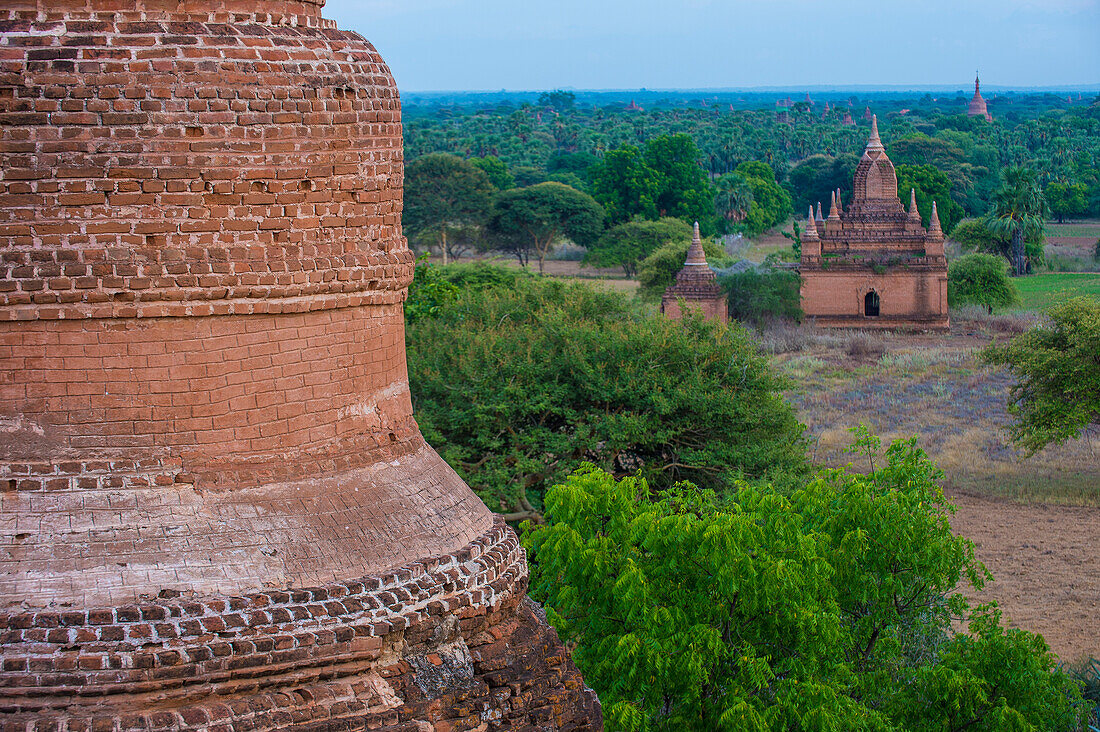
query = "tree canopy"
xmin=981 ymin=296 xmax=1100 ymax=453
xmin=488 ymin=182 xmax=605 ymax=272
xmin=405 ymin=272 xmax=806 ymax=517
xmin=403 ymin=153 xmax=495 ymax=261
xmin=947 ymin=253 xmax=1020 ymax=311
xmin=524 ymin=437 xmax=1085 ymax=731
xmin=896 ymin=163 xmax=964 ymax=235
xmin=583 ymin=218 xmax=693 ymax=278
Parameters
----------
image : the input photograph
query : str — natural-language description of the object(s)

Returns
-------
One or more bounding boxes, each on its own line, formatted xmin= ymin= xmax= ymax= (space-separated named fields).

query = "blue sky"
xmin=324 ymin=0 xmax=1099 ymax=91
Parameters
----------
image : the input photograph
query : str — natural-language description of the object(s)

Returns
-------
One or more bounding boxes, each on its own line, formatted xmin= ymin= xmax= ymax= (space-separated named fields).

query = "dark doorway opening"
xmin=865 ymin=290 xmax=880 ymax=317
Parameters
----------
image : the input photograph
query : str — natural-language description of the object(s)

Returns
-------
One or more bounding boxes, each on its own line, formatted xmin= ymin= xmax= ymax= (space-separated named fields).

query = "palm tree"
xmin=985 ymin=167 xmax=1048 ymax=276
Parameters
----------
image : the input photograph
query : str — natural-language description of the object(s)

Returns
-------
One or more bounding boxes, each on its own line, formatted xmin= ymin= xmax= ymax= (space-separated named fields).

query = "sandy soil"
xmin=948 ymin=489 xmax=1100 ymax=661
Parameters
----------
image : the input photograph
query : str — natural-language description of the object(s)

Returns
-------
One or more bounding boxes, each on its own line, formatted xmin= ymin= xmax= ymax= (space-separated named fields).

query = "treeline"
xmin=403 ymin=90 xmax=1100 ymax=248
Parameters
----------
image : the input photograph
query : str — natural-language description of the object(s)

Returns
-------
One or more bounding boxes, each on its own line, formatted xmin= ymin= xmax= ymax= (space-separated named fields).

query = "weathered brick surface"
xmin=0 ymin=3 xmax=601 ymax=728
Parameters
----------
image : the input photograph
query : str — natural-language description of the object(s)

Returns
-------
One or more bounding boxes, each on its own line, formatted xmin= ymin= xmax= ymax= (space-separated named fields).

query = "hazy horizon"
xmin=326 ymin=0 xmax=1099 ymax=92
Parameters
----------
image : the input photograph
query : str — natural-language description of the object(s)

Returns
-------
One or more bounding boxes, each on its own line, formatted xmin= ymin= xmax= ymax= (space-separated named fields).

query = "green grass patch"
xmin=1011 ymin=272 xmax=1100 ymax=310
xmin=1046 ymin=222 xmax=1100 ymax=239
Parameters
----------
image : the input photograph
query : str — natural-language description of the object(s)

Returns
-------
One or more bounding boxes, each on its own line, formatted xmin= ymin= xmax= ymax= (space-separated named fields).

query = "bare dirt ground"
xmin=949 ymin=490 xmax=1100 ymax=661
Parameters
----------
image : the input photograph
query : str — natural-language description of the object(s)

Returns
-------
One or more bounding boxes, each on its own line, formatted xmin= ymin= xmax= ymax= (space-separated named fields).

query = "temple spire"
xmin=929 ymin=201 xmax=942 ymax=236
xmin=684 ymin=221 xmax=708 ymax=266
xmin=828 ymin=190 xmax=841 ymax=220
xmin=908 ymin=188 xmax=921 ymax=222
xmin=803 ymin=205 xmax=820 ymax=241
xmin=815 ymin=201 xmax=824 ymax=224
xmin=865 ymin=114 xmax=884 ymax=153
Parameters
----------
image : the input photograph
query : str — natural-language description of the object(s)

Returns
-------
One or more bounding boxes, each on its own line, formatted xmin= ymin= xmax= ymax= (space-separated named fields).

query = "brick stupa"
xmin=0 ymin=2 xmax=600 ymax=729
xmin=799 ymin=116 xmax=949 ymax=329
xmin=661 ymin=223 xmax=727 ymax=323
xmin=967 ymin=74 xmax=993 ymax=122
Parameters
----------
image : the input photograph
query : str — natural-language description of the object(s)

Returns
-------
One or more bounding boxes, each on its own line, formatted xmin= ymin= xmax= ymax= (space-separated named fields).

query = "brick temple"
xmin=0 ymin=1 xmax=600 ymax=729
xmin=799 ymin=116 xmax=949 ymax=329
xmin=661 ymin=222 xmax=728 ymax=323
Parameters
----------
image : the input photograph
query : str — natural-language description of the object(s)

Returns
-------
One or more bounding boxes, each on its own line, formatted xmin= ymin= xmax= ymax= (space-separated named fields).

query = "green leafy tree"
xmin=1044 ymin=182 xmax=1088 ymax=223
xmin=523 ymin=438 xmax=1084 ymax=731
xmin=644 ymin=134 xmax=717 ymax=225
xmin=637 ymin=238 xmax=731 ymax=298
xmin=538 ymin=89 xmax=576 ymax=112
xmin=896 ymin=163 xmax=965 ymax=235
xmin=472 ymin=155 xmax=514 ymax=190
xmin=735 ymin=161 xmax=792 ymax=236
xmin=980 ymin=296 xmax=1100 ymax=452
xmin=488 ymin=182 xmax=605 ymax=273
xmin=584 ymin=218 xmax=692 ymax=278
xmin=405 ymin=276 xmax=806 ymax=516
xmin=719 ymin=268 xmax=803 ymax=325
xmin=404 ymin=258 xmax=460 ymax=323
xmin=950 ymin=218 xmax=1045 ymax=268
xmin=947 ymin=253 xmax=1020 ymax=312
xmin=403 ymin=153 xmax=494 ymax=263
xmin=985 ymin=167 xmax=1049 ymax=276
xmin=590 ymin=145 xmax=660 ymax=225
xmin=786 ymin=153 xmax=858 ymax=214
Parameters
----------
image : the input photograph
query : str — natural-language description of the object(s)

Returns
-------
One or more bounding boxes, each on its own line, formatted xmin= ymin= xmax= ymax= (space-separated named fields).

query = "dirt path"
xmin=948 ymin=490 xmax=1100 ymax=661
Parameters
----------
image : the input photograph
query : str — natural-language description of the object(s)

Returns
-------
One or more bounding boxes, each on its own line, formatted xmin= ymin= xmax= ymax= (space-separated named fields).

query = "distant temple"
xmin=799 ymin=117 xmax=949 ymax=329
xmin=626 ymin=99 xmax=643 ymax=111
xmin=661 ymin=223 xmax=728 ymax=323
xmin=967 ymin=74 xmax=993 ymax=122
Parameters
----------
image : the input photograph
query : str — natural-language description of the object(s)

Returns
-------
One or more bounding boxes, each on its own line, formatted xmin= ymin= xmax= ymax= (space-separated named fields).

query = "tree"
xmin=947 ymin=253 xmax=1020 ymax=312
xmin=785 ymin=153 xmax=858 ymax=214
xmin=637 ymin=238 xmax=730 ymax=298
xmin=719 ymin=268 xmax=803 ymax=325
xmin=538 ymin=89 xmax=576 ymax=112
xmin=488 ymin=182 xmax=605 ymax=273
xmin=985 ymin=167 xmax=1048 ymax=276
xmin=713 ymin=173 xmax=754 ymax=229
xmin=523 ymin=438 xmax=1084 ymax=731
xmin=405 ymin=275 xmax=807 ymax=516
xmin=950 ymin=218 xmax=1045 ymax=269
xmin=590 ymin=145 xmax=660 ymax=225
xmin=471 ymin=155 xmax=514 ymax=190
xmin=896 ymin=163 xmax=964 ymax=235
xmin=1044 ymin=182 xmax=1088 ymax=223
xmin=403 ymin=153 xmax=494 ymax=264
xmin=644 ymin=134 xmax=716 ymax=226
xmin=584 ymin=218 xmax=692 ymax=278
xmin=735 ymin=162 xmax=792 ymax=236
xmin=980 ymin=296 xmax=1100 ymax=453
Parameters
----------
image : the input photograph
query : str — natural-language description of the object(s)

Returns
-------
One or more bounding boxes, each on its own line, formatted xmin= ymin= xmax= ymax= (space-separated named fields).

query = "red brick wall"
xmin=800 ymin=266 xmax=949 ymax=329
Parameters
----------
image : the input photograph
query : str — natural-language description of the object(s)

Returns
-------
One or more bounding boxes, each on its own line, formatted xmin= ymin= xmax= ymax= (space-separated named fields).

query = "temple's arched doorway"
xmin=865 ymin=290 xmax=880 ymax=317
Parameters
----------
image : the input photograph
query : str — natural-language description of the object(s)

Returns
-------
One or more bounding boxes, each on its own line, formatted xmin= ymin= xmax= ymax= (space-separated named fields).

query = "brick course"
xmin=0 ymin=3 xmax=601 ymax=728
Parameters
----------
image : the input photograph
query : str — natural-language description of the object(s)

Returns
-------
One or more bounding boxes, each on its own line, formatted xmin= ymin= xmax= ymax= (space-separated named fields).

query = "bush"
xmin=718 ymin=268 xmax=802 ymax=325
xmin=524 ymin=435 xmax=1086 ymax=731
xmin=948 ymin=253 xmax=1020 ymax=311
xmin=637 ymin=238 xmax=731 ymax=298
xmin=405 ymin=273 xmax=807 ymax=515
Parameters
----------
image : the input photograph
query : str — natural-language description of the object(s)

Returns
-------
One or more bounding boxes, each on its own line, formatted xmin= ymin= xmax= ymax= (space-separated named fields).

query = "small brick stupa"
xmin=968 ymin=74 xmax=994 ymax=122
xmin=0 ymin=2 xmax=600 ymax=729
xmin=661 ymin=223 xmax=728 ymax=323
xmin=799 ymin=116 xmax=949 ymax=329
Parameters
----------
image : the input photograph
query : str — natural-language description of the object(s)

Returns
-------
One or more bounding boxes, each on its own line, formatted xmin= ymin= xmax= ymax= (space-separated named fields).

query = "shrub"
xmin=718 ymin=268 xmax=802 ymax=326
xmin=847 ymin=333 xmax=885 ymax=359
xmin=405 ymin=273 xmax=806 ymax=515
xmin=637 ymin=238 xmax=730 ymax=298
xmin=948 ymin=253 xmax=1020 ymax=311
xmin=524 ymin=435 xmax=1086 ymax=731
